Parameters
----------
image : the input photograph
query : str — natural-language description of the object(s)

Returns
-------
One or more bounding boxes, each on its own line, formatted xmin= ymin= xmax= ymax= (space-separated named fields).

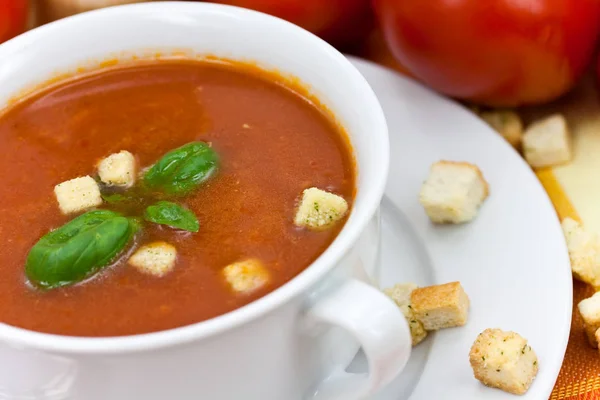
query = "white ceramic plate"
xmin=346 ymin=57 xmax=572 ymax=399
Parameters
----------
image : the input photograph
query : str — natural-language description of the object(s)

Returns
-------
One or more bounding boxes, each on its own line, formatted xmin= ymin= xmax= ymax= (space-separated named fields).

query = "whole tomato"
xmin=207 ymin=0 xmax=374 ymax=48
xmin=373 ymin=0 xmax=600 ymax=107
xmin=0 ymin=0 xmax=28 ymax=43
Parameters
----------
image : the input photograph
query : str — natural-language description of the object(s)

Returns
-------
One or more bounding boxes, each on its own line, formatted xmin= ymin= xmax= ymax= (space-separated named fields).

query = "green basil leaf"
xmin=143 ymin=142 xmax=218 ymax=195
xmin=144 ymin=201 xmax=199 ymax=232
xmin=25 ymin=210 xmax=138 ymax=290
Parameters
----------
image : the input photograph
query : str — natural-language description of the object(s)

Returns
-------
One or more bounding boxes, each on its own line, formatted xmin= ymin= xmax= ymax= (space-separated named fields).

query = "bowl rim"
xmin=0 ymin=1 xmax=390 ymax=354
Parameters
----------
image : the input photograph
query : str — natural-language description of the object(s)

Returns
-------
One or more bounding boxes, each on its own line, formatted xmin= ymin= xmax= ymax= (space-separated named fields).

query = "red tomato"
xmin=0 ymin=0 xmax=28 ymax=43
xmin=373 ymin=0 xmax=600 ymax=106
xmin=207 ymin=0 xmax=374 ymax=47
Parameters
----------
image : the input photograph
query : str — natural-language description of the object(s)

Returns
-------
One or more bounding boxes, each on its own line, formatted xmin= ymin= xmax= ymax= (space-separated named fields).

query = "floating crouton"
xmin=561 ymin=218 xmax=600 ymax=288
xmin=469 ymin=328 xmax=539 ymax=395
xmin=578 ymin=292 xmax=600 ymax=348
xmin=419 ymin=161 xmax=489 ymax=224
xmin=54 ymin=175 xmax=102 ymax=214
xmin=523 ymin=114 xmax=572 ymax=168
xmin=410 ymin=281 xmax=470 ymax=330
xmin=384 ymin=283 xmax=428 ymax=346
xmin=128 ymin=242 xmax=177 ymax=277
xmin=223 ymin=259 xmax=269 ymax=294
xmin=97 ymin=150 xmax=137 ymax=187
xmin=294 ymin=187 xmax=348 ymax=230
xmin=480 ymin=110 xmax=523 ymax=148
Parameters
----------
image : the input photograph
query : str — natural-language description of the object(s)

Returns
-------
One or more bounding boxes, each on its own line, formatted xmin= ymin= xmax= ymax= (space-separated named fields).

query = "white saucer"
xmin=346 ymin=57 xmax=572 ymax=399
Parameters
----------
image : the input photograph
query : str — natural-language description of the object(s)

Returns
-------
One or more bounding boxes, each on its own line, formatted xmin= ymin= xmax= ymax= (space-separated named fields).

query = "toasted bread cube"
xmin=294 ymin=187 xmax=348 ymax=230
xmin=480 ymin=110 xmax=523 ymax=148
xmin=410 ymin=281 xmax=469 ymax=330
xmin=419 ymin=161 xmax=489 ymax=224
xmin=562 ymin=218 xmax=600 ymax=288
xmin=223 ymin=259 xmax=269 ymax=293
xmin=578 ymin=292 xmax=600 ymax=347
xmin=523 ymin=114 xmax=572 ymax=168
xmin=469 ymin=329 xmax=539 ymax=395
xmin=54 ymin=175 xmax=102 ymax=214
xmin=128 ymin=242 xmax=177 ymax=277
xmin=97 ymin=150 xmax=136 ymax=187
xmin=384 ymin=283 xmax=428 ymax=346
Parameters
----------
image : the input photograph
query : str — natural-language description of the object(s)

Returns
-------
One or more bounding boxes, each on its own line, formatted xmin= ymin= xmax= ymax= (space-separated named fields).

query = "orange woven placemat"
xmin=550 ymin=280 xmax=598 ymax=399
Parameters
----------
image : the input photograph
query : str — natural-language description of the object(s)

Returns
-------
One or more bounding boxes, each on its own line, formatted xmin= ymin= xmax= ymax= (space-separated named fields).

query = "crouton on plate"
xmin=294 ymin=187 xmax=348 ymax=230
xmin=223 ymin=259 xmax=269 ymax=294
xmin=97 ymin=150 xmax=137 ymax=187
xmin=578 ymin=292 xmax=600 ymax=348
xmin=561 ymin=218 xmax=600 ymax=288
xmin=410 ymin=281 xmax=470 ymax=330
xmin=384 ymin=283 xmax=428 ymax=346
xmin=469 ymin=328 xmax=539 ymax=395
xmin=128 ymin=241 xmax=177 ymax=277
xmin=480 ymin=110 xmax=523 ymax=148
xmin=419 ymin=161 xmax=489 ymax=224
xmin=54 ymin=175 xmax=102 ymax=214
xmin=522 ymin=114 xmax=572 ymax=168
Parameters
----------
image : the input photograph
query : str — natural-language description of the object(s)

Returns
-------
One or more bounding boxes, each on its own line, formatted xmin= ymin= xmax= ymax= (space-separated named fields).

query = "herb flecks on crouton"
xmin=129 ymin=241 xmax=177 ymax=277
xmin=469 ymin=328 xmax=539 ymax=395
xmin=294 ymin=187 xmax=348 ymax=230
xmin=54 ymin=175 xmax=103 ymax=214
xmin=97 ymin=150 xmax=137 ymax=187
xmin=384 ymin=283 xmax=428 ymax=346
xmin=410 ymin=281 xmax=470 ymax=330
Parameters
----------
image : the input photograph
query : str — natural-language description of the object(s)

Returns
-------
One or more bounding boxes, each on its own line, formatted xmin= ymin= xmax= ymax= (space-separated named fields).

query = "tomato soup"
xmin=0 ymin=60 xmax=355 ymax=337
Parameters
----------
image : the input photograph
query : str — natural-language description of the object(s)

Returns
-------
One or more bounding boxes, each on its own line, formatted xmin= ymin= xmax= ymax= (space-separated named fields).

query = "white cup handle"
xmin=305 ymin=279 xmax=412 ymax=400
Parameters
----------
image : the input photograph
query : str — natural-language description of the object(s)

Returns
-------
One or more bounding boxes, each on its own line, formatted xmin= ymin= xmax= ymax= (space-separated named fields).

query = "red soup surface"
xmin=0 ymin=60 xmax=356 ymax=337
